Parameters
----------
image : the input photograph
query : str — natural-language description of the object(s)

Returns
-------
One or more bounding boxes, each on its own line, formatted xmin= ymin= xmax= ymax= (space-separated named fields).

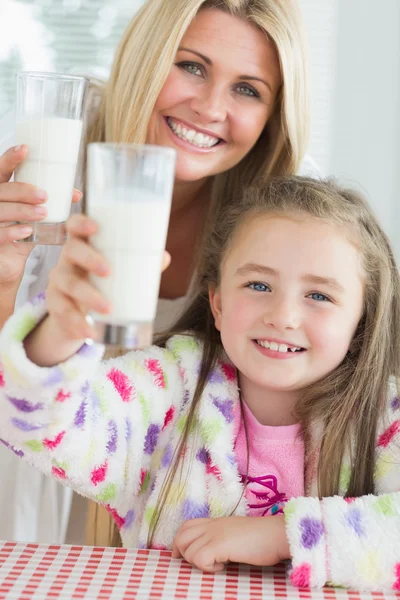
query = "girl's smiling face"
xmin=210 ymin=213 xmax=365 ymax=401
xmin=147 ymin=9 xmax=282 ymax=183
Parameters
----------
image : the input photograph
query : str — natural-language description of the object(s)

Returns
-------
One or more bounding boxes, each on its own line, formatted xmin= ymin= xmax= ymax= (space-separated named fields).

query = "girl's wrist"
xmin=24 ymin=313 xmax=85 ymax=367
xmin=277 ymin=514 xmax=291 ymax=560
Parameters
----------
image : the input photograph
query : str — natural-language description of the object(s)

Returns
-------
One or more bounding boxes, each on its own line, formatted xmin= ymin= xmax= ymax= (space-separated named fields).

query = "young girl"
xmin=0 ymin=176 xmax=399 ymax=590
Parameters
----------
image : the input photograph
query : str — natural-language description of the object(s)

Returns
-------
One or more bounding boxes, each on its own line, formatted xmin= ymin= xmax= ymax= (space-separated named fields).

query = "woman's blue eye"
xmin=247 ymin=282 xmax=270 ymax=292
xmin=236 ymin=84 xmax=259 ymax=98
xmin=178 ymin=62 xmax=202 ymax=76
xmin=308 ymin=292 xmax=330 ymax=302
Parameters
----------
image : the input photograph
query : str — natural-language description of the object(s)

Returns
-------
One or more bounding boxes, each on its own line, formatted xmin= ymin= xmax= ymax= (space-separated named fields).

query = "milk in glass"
xmin=89 ymin=192 xmax=171 ymax=326
xmin=15 ymin=117 xmax=83 ymax=223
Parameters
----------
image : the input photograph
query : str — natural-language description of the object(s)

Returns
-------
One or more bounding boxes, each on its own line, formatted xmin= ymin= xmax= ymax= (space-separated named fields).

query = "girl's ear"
xmin=209 ymin=285 xmax=223 ymax=332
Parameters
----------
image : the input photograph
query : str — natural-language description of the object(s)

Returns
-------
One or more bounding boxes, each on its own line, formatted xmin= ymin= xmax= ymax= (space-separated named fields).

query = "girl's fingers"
xmin=47 ymin=292 xmax=94 ymax=340
xmin=62 ymin=237 xmax=109 ymax=276
xmin=0 ymin=145 xmax=28 ymax=183
xmin=66 ymin=213 xmax=98 ymax=238
xmin=50 ymin=266 xmax=111 ymax=315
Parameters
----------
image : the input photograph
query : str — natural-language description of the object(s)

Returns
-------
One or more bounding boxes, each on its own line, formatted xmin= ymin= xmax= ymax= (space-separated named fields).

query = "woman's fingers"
xmin=0 ymin=223 xmax=33 ymax=243
xmin=72 ymin=189 xmax=83 ymax=203
xmin=0 ymin=145 xmax=28 ymax=183
xmin=0 ymin=199 xmax=47 ymax=224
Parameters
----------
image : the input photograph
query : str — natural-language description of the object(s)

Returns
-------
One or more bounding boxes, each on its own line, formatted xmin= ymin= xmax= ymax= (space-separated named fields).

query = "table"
xmin=0 ymin=541 xmax=399 ymax=600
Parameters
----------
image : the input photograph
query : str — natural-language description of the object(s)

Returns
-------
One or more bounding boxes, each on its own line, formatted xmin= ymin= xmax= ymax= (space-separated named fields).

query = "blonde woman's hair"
xmin=148 ymin=176 xmax=400 ymax=545
xmin=88 ymin=0 xmax=310 ymax=198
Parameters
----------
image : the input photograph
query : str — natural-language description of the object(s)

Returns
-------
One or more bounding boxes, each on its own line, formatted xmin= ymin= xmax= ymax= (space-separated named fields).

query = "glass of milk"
xmin=15 ymin=71 xmax=88 ymax=245
xmin=87 ymin=143 xmax=176 ymax=349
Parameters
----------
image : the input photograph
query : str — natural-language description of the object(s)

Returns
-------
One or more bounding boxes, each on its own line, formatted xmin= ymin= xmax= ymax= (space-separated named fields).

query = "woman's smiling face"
xmin=147 ymin=8 xmax=282 ymax=183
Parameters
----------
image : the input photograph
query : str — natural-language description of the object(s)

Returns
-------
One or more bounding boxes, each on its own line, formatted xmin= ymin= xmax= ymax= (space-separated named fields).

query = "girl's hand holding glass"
xmin=0 ymin=145 xmax=82 ymax=285
xmin=172 ymin=515 xmax=290 ymax=573
xmin=26 ymin=213 xmax=171 ymax=366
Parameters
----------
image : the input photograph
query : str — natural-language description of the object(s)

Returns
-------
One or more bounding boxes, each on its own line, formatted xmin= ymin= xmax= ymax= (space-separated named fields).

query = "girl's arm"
xmin=285 ymin=396 xmax=400 ymax=590
xmin=0 ymin=294 xmax=185 ymax=519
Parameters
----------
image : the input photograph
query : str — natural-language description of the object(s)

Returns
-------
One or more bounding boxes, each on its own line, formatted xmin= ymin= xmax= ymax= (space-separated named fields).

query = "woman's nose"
xmin=190 ymin=84 xmax=228 ymax=123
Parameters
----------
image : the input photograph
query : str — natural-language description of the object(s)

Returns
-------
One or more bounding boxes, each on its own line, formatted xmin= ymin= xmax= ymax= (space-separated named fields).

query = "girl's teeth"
xmin=257 ymin=340 xmax=302 ymax=353
xmin=167 ymin=118 xmax=219 ymax=148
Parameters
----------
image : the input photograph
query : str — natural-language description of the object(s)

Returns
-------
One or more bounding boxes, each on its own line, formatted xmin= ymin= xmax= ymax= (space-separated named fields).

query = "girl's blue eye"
xmin=308 ymin=292 xmax=330 ymax=302
xmin=177 ymin=62 xmax=202 ymax=76
xmin=247 ymin=282 xmax=270 ymax=292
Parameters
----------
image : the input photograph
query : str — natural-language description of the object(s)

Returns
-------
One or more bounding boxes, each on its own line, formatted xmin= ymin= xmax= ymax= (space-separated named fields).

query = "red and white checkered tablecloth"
xmin=0 ymin=541 xmax=399 ymax=600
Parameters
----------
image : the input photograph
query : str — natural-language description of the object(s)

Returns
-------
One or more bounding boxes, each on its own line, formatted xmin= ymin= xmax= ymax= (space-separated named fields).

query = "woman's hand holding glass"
xmin=0 ymin=145 xmax=82 ymax=286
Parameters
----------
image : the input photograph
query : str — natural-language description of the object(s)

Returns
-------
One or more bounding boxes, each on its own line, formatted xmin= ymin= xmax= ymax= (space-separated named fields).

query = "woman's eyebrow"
xmin=179 ymin=47 xmax=212 ymax=65
xmin=178 ymin=46 xmax=272 ymax=92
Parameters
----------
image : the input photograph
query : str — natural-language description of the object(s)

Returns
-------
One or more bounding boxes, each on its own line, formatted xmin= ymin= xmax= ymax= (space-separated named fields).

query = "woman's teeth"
xmin=256 ymin=340 xmax=303 ymax=353
xmin=167 ymin=118 xmax=220 ymax=149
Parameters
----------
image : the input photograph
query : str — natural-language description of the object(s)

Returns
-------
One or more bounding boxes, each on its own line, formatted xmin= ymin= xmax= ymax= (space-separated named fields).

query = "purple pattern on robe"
xmin=227 ymin=454 xmax=236 ymax=466
xmin=391 ymin=397 xmax=400 ymax=411
xmin=345 ymin=508 xmax=364 ymax=537
xmin=7 ymin=396 xmax=43 ymax=413
xmin=207 ymin=369 xmax=224 ymax=384
xmin=11 ymin=418 xmax=44 ymax=432
xmin=125 ymin=419 xmax=132 ymax=442
xmin=77 ymin=343 xmax=97 ymax=358
xmin=144 ymin=424 xmax=160 ymax=455
xmin=106 ymin=420 xmax=118 ymax=454
xmin=43 ymin=368 xmax=64 ymax=387
xmin=162 ymin=444 xmax=173 ymax=468
xmin=74 ymin=401 xmax=86 ymax=429
xmin=29 ymin=292 xmax=46 ymax=306
xmin=90 ymin=390 xmax=101 ymax=423
xmin=196 ymin=447 xmax=209 ymax=464
xmin=81 ymin=381 xmax=90 ymax=397
xmin=183 ymin=499 xmax=210 ymax=520
xmin=211 ymin=396 xmax=234 ymax=423
xmin=1 ymin=439 xmax=24 ymax=457
xmin=123 ymin=510 xmax=135 ymax=529
xmin=300 ymin=517 xmax=324 ymax=549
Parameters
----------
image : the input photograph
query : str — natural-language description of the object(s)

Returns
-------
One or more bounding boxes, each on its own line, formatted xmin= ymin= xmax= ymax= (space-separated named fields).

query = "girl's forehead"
xmin=223 ymin=212 xmax=365 ymax=280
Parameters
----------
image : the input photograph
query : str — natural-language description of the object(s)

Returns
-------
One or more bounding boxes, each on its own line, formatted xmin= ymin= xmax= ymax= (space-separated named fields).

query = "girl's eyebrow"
xmin=177 ymin=46 xmax=272 ymax=92
xmin=235 ymin=263 xmax=345 ymax=293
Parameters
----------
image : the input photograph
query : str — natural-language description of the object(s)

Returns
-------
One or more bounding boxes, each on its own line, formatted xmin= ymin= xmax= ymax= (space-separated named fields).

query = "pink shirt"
xmin=234 ymin=402 xmax=305 ymax=517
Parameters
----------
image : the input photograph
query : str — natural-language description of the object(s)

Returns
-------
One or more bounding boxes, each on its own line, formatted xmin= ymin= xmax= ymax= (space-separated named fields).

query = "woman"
xmin=0 ymin=0 xmax=315 ymax=545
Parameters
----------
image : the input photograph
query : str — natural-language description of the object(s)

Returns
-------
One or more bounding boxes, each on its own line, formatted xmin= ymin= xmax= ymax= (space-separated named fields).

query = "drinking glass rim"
xmin=89 ymin=142 xmax=176 ymax=158
xmin=16 ymin=71 xmax=89 ymax=83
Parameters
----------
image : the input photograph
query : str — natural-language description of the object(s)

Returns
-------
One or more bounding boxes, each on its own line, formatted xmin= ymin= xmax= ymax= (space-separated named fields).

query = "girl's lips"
xmin=252 ymin=340 xmax=306 ymax=360
xmin=163 ymin=117 xmax=226 ymax=154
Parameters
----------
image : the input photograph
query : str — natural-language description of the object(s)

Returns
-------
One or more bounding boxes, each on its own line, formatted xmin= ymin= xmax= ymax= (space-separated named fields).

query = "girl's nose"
xmin=263 ymin=298 xmax=301 ymax=331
